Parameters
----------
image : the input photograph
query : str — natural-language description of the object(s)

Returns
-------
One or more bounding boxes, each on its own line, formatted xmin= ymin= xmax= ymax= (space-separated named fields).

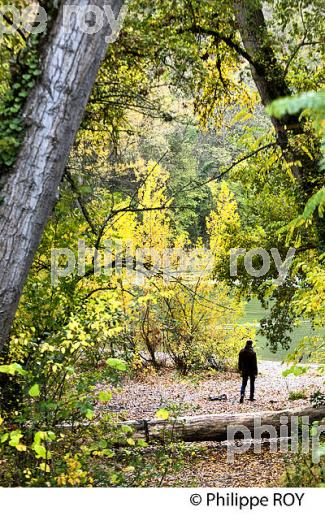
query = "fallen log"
xmin=124 ymin=406 xmax=325 ymax=443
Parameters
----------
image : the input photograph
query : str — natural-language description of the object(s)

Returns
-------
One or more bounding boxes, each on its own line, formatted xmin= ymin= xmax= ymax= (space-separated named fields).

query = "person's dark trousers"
xmin=240 ymin=374 xmax=255 ymax=399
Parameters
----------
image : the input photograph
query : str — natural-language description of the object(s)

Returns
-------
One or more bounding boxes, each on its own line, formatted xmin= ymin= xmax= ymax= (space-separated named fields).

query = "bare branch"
xmin=64 ymin=169 xmax=98 ymax=236
xmin=1 ymin=13 xmax=27 ymax=42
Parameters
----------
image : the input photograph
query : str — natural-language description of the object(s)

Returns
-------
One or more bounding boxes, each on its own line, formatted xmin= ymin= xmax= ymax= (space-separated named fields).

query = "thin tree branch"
xmin=284 ymin=40 xmax=323 ymax=78
xmin=1 ymin=13 xmax=27 ymax=42
xmin=186 ymin=25 xmax=264 ymax=73
xmin=64 ymin=169 xmax=98 ymax=236
xmin=203 ymin=142 xmax=277 ymax=184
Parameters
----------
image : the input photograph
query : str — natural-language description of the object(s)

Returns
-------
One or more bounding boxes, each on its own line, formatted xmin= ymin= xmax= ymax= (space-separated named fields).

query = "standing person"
xmin=238 ymin=340 xmax=258 ymax=403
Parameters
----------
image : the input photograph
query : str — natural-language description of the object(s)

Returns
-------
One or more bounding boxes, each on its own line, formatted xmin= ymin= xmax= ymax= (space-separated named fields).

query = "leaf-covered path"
xmin=100 ymin=361 xmax=322 ymax=420
xmin=95 ymin=361 xmax=322 ymax=487
xmin=157 ymin=443 xmax=287 ymax=487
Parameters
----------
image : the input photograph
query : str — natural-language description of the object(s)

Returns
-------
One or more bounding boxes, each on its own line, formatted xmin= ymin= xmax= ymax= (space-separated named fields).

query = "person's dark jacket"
xmin=238 ymin=345 xmax=258 ymax=376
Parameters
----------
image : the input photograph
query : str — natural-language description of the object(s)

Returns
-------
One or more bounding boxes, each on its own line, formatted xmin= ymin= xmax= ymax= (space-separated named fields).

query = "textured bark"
xmin=0 ymin=0 xmax=125 ymax=351
xmin=125 ymin=406 xmax=325 ymax=442
xmin=232 ymin=1 xmax=291 ymax=105
xmin=232 ymin=0 xmax=318 ymax=191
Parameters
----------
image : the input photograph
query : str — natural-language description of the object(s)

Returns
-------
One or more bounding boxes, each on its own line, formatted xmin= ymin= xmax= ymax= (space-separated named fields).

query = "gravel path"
xmin=95 ymin=362 xmax=322 ymax=487
xmin=101 ymin=361 xmax=323 ymax=420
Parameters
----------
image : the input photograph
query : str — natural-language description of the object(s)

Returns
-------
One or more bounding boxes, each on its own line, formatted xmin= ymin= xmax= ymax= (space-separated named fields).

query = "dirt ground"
xmin=96 ymin=361 xmax=322 ymax=487
xmin=101 ymin=361 xmax=323 ymax=420
xmin=160 ymin=443 xmax=288 ymax=487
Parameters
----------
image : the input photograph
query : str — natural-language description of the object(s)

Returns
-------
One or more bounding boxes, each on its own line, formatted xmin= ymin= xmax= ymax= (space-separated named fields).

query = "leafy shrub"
xmin=0 ymin=296 xmax=194 ymax=487
xmin=156 ymin=278 xmax=251 ymax=374
xmin=283 ymin=419 xmax=325 ymax=487
xmin=284 ymin=452 xmax=324 ymax=487
xmin=311 ymin=391 xmax=325 ymax=408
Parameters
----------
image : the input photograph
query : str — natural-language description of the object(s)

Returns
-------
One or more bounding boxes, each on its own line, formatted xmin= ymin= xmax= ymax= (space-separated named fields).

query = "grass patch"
xmin=288 ymin=390 xmax=307 ymax=401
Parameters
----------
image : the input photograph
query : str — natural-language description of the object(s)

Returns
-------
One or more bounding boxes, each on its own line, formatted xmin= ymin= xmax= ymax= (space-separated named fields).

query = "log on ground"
xmin=124 ymin=406 xmax=325 ymax=442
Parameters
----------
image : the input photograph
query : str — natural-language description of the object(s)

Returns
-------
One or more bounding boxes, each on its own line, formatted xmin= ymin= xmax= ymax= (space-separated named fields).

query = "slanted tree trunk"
xmin=0 ymin=0 xmax=125 ymax=352
xmin=124 ymin=406 xmax=325 ymax=442
xmin=232 ymin=0 xmax=318 ymax=195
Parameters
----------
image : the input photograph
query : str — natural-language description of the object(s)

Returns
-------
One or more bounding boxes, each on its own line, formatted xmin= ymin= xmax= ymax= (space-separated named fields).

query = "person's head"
xmin=245 ymin=339 xmax=253 ymax=349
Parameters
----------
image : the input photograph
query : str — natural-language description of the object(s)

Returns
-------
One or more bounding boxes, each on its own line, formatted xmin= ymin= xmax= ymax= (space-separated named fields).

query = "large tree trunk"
xmin=0 ymin=0 xmax=125 ymax=352
xmin=125 ymin=406 xmax=325 ymax=442
xmin=232 ymin=0 xmax=318 ymax=195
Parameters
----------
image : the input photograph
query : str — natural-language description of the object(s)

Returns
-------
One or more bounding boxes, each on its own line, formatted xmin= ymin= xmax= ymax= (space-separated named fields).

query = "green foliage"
xmin=282 ymin=366 xmax=308 ymax=377
xmin=0 ymin=362 xmax=27 ymax=375
xmin=268 ymin=91 xmax=325 ymax=123
xmin=280 ymin=187 xmax=325 ymax=242
xmin=267 ymin=92 xmax=325 ymax=370
xmin=0 ymin=346 xmax=150 ymax=486
xmin=106 ymin=358 xmax=128 ymax=372
xmin=1 ymin=0 xmax=325 ymax=488
xmin=284 ymin=452 xmax=324 ymax=487
xmin=0 ymin=34 xmax=41 ymax=169
xmin=268 ymin=90 xmax=325 ymax=231
xmin=283 ymin=421 xmax=325 ymax=487
xmin=288 ymin=390 xmax=307 ymax=401
xmin=28 ymin=384 xmax=40 ymax=397
xmin=156 ymin=408 xmax=169 ymax=420
xmin=98 ymin=390 xmax=112 ymax=403
xmin=311 ymin=391 xmax=325 ymax=408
